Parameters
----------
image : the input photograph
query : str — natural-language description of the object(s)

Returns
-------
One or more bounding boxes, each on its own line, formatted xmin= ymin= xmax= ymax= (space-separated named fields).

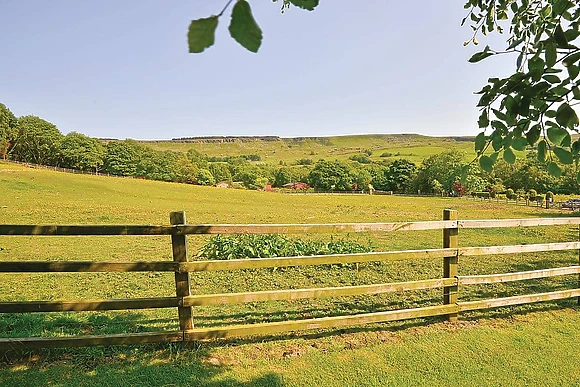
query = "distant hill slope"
xmin=140 ymin=134 xmax=476 ymax=164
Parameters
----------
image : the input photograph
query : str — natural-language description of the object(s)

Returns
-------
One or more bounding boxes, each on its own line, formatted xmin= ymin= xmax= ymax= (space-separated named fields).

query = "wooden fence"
xmin=0 ymin=210 xmax=579 ymax=349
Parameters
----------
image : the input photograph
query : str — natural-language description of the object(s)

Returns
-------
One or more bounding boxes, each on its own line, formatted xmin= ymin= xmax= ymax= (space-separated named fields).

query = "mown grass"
xmin=1 ymin=161 xmax=579 ymax=386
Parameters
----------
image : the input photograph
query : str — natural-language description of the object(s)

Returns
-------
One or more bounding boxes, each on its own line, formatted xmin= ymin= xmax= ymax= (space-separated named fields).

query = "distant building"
xmin=282 ymin=182 xmax=309 ymax=190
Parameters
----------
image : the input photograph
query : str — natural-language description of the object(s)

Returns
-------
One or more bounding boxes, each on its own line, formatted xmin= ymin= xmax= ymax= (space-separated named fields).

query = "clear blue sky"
xmin=0 ymin=1 xmax=514 ymax=140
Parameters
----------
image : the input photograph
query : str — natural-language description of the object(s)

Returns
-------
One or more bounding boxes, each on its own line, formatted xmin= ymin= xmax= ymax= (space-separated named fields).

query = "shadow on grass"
xmin=0 ymin=311 xmax=176 ymax=339
xmin=1 ymin=342 xmax=284 ymax=387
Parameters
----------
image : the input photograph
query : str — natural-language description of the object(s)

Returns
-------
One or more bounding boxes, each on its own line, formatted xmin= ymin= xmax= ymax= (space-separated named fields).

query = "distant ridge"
xmin=171 ymin=136 xmax=281 ymax=143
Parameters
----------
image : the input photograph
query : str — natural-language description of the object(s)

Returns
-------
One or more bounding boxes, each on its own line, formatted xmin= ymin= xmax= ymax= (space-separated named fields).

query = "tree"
xmin=307 ymin=160 xmax=353 ymax=191
xmin=196 ymin=169 xmax=216 ymax=186
xmin=58 ymin=132 xmax=105 ymax=171
xmin=103 ymin=140 xmax=140 ymax=176
xmin=209 ymin=162 xmax=232 ymax=183
xmin=385 ymin=159 xmax=417 ymax=192
xmin=274 ymin=167 xmax=295 ymax=187
xmin=0 ymin=103 xmax=17 ymax=159
xmin=350 ymin=168 xmax=372 ymax=191
xmin=11 ymin=115 xmax=62 ymax=165
xmin=412 ymin=151 xmax=465 ymax=194
xmin=464 ymin=1 xmax=580 ymax=178
xmin=233 ymin=164 xmax=270 ymax=189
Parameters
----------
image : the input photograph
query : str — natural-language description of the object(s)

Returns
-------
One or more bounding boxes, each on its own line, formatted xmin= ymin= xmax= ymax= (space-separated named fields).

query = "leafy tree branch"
xmin=464 ymin=0 xmax=580 ymax=180
xmin=187 ymin=0 xmax=319 ymax=53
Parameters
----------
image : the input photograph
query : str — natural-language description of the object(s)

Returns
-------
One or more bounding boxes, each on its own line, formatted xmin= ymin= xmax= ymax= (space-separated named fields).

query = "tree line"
xmin=1 ymin=102 xmax=578 ymax=195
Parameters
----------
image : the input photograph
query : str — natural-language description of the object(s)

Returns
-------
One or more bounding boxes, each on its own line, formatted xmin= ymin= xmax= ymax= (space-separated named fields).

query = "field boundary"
xmin=1 ymin=210 xmax=579 ymax=349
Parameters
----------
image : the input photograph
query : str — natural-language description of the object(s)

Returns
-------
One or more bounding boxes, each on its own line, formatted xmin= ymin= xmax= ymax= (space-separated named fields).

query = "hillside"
xmin=140 ymin=134 xmax=477 ymax=164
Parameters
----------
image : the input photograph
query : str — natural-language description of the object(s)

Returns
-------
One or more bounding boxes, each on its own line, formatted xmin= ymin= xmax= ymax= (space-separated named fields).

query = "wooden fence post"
xmin=443 ymin=209 xmax=458 ymax=322
xmin=170 ymin=211 xmax=194 ymax=333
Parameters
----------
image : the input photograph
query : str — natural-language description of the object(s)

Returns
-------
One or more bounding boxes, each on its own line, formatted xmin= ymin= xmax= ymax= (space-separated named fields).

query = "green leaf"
xmin=554 ymin=24 xmax=569 ymax=48
xmin=187 ymin=16 xmax=219 ymax=53
xmin=538 ymin=140 xmax=547 ymax=162
xmin=512 ymin=137 xmax=528 ymax=151
xmin=543 ymin=75 xmax=561 ymax=84
xmin=479 ymin=155 xmax=494 ymax=172
xmin=469 ymin=51 xmax=494 ymax=63
xmin=556 ymin=103 xmax=579 ymax=129
xmin=478 ymin=110 xmax=489 ymax=128
xmin=528 ymin=57 xmax=545 ymax=80
xmin=572 ymin=140 xmax=580 ymax=154
xmin=503 ymin=147 xmax=516 ymax=164
xmin=229 ymin=0 xmax=263 ymax=53
xmin=561 ymin=133 xmax=572 ymax=147
xmin=553 ymin=147 xmax=574 ymax=164
xmin=289 ymin=0 xmax=320 ymax=11
xmin=576 ymin=171 xmax=580 ymax=183
xmin=475 ymin=132 xmax=487 ymax=152
xmin=547 ymin=126 xmax=569 ymax=145
xmin=563 ymin=52 xmax=580 ymax=67
xmin=567 ymin=65 xmax=580 ymax=80
xmin=547 ymin=162 xmax=562 ymax=177
xmin=518 ymin=96 xmax=531 ymax=117
xmin=526 ymin=125 xmax=541 ymax=145
xmin=545 ymin=41 xmax=557 ymax=67
xmin=491 ymin=120 xmax=508 ymax=132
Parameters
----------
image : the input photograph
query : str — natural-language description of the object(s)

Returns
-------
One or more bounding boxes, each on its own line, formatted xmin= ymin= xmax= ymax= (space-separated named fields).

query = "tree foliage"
xmin=58 ymin=132 xmax=105 ymax=171
xmin=464 ymin=0 xmax=580 ymax=178
xmin=11 ymin=115 xmax=62 ymax=165
xmin=0 ymin=103 xmax=17 ymax=159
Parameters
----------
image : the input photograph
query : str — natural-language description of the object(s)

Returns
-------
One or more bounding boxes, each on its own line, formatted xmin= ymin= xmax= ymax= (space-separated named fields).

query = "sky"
xmin=0 ymin=1 xmax=516 ymax=140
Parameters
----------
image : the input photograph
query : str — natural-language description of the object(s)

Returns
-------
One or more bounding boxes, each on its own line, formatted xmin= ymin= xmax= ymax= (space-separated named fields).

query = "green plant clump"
xmin=197 ymin=234 xmax=372 ymax=260
xmin=506 ymin=188 xmax=515 ymax=200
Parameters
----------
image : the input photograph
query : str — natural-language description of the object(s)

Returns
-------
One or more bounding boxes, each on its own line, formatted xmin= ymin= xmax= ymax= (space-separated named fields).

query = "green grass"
xmin=1 ymin=161 xmax=580 ymax=386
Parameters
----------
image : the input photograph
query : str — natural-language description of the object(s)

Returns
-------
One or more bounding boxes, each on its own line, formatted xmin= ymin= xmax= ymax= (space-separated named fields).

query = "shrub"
xmin=472 ymin=192 xmax=490 ymax=199
xmin=528 ymin=189 xmax=537 ymax=201
xmin=198 ymin=234 xmax=372 ymax=260
xmin=506 ymin=188 xmax=515 ymax=200
xmin=380 ymin=152 xmax=392 ymax=158
xmin=546 ymin=191 xmax=554 ymax=202
xmin=349 ymin=154 xmax=372 ymax=164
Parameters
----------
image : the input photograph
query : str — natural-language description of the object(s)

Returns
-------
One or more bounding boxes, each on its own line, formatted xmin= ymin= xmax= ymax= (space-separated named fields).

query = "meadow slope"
xmin=141 ymin=134 xmax=476 ymax=164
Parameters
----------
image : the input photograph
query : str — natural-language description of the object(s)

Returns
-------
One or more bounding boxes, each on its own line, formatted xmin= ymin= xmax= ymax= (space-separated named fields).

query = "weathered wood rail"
xmin=0 ymin=210 xmax=579 ymax=349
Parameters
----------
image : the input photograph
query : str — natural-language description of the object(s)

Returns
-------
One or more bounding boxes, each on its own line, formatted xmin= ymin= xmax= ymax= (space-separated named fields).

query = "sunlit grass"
xmin=0 ymin=162 xmax=579 ymax=386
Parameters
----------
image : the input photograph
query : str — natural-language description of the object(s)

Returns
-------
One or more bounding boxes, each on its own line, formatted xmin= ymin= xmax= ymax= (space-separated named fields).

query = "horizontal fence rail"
xmin=4 ymin=217 xmax=580 ymax=237
xmin=1 ymin=210 xmax=579 ymax=350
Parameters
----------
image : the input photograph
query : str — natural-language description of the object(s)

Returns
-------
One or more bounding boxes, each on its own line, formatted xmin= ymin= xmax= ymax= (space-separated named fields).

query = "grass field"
xmin=141 ymin=134 xmax=477 ymax=164
xmin=1 ymin=161 xmax=580 ymax=386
